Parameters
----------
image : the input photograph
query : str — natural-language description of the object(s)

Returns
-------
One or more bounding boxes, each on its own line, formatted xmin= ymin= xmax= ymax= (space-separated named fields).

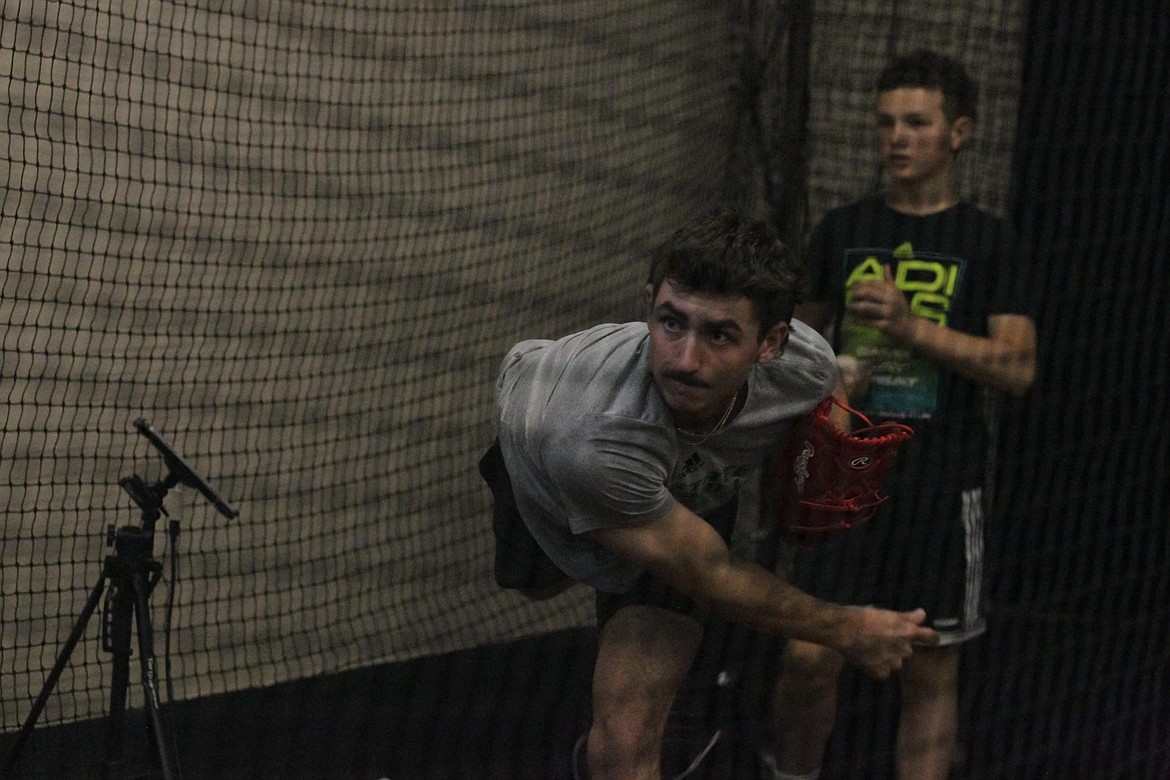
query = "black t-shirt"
xmin=804 ymin=197 xmax=1032 ymax=488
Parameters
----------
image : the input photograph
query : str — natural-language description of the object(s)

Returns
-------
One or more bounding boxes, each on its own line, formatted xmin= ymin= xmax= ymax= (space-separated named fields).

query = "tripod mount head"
xmin=121 ymin=418 xmax=240 ymax=531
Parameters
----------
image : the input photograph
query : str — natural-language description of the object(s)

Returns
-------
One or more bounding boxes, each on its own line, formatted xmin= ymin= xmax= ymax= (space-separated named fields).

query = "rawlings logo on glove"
xmin=778 ymin=395 xmax=914 ymax=545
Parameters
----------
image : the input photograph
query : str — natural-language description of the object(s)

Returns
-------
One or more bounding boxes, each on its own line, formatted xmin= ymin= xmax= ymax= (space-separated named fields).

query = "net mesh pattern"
xmin=2 ymin=1 xmax=1167 ymax=778
xmin=0 ymin=0 xmax=741 ymax=724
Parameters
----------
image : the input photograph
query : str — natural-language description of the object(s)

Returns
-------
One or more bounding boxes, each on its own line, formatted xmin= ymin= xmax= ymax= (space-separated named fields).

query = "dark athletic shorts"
xmin=789 ymin=481 xmax=987 ymax=645
xmin=594 ymin=500 xmax=738 ymax=629
xmin=479 ymin=439 xmax=566 ymax=591
xmin=479 ymin=438 xmax=740 ymax=626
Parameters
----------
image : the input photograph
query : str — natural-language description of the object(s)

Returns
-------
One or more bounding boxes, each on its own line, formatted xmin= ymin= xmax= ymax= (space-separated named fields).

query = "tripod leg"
xmin=3 ymin=575 xmax=107 ymax=777
xmin=131 ymin=570 xmax=179 ymax=780
xmin=101 ymin=580 xmax=134 ymax=780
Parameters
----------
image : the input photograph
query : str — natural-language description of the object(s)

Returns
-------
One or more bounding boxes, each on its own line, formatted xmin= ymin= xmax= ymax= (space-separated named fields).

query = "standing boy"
xmin=769 ymin=50 xmax=1036 ymax=779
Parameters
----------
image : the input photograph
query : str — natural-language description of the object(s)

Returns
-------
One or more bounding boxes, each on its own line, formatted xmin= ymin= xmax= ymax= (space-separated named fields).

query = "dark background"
xmin=4 ymin=1 xmax=1167 ymax=778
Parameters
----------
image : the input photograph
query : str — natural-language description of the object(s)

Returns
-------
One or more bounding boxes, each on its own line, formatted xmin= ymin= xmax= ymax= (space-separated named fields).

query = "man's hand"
xmin=836 ymin=606 xmax=939 ymax=679
xmin=846 ymin=264 xmax=916 ymax=342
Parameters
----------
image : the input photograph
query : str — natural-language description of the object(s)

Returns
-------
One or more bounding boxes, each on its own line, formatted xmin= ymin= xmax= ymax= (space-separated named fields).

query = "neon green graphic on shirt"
xmin=840 ymin=242 xmax=966 ymax=420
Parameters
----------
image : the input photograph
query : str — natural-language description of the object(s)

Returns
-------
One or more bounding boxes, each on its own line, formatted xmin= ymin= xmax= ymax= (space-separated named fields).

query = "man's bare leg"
xmin=588 ymin=605 xmax=703 ymax=780
xmin=769 ymin=638 xmax=845 ymax=778
xmin=896 ymin=644 xmax=960 ymax=780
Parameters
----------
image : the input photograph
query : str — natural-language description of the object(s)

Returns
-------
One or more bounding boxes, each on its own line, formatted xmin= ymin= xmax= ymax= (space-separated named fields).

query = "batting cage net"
xmin=1 ymin=1 xmax=1166 ymax=778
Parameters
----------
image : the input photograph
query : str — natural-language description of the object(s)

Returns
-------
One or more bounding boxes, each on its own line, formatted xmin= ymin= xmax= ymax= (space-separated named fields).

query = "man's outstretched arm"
xmin=589 ymin=502 xmax=937 ymax=679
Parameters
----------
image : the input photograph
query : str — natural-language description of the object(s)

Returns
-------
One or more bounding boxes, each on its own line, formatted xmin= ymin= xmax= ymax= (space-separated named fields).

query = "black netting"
xmin=1 ymin=0 xmax=1166 ymax=778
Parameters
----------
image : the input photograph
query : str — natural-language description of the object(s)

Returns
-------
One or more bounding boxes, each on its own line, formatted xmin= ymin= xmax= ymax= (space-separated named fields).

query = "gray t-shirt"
xmin=494 ymin=320 xmax=837 ymax=593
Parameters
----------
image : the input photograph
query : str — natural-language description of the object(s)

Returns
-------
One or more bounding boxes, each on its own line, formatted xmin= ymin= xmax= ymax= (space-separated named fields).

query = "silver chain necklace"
xmin=675 ymin=388 xmax=740 ymax=446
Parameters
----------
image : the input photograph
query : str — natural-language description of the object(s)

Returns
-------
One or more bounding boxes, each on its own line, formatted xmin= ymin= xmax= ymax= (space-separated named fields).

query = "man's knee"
xmin=592 ymin=606 xmax=701 ymax=715
xmin=779 ymin=639 xmax=844 ymax=687
xmin=588 ymin=707 xmax=662 ymax=768
xmin=588 ymin=606 xmax=702 ymax=774
xmin=588 ymin=672 xmax=676 ymax=776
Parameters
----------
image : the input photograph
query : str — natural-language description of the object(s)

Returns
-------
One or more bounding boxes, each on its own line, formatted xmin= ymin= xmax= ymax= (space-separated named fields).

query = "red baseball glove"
xmin=776 ymin=395 xmax=914 ymax=545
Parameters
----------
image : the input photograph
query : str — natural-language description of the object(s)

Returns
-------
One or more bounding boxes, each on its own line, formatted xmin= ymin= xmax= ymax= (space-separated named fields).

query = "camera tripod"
xmin=4 ymin=419 xmax=237 ymax=780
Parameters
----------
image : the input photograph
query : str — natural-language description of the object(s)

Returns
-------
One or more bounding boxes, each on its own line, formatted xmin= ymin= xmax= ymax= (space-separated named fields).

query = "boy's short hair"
xmin=646 ymin=209 xmax=807 ymax=336
xmin=877 ymin=49 xmax=978 ymax=122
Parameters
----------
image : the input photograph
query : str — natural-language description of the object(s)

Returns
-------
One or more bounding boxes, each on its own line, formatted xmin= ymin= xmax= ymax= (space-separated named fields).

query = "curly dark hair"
xmin=877 ymin=48 xmax=978 ymax=123
xmin=646 ymin=209 xmax=807 ymax=337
